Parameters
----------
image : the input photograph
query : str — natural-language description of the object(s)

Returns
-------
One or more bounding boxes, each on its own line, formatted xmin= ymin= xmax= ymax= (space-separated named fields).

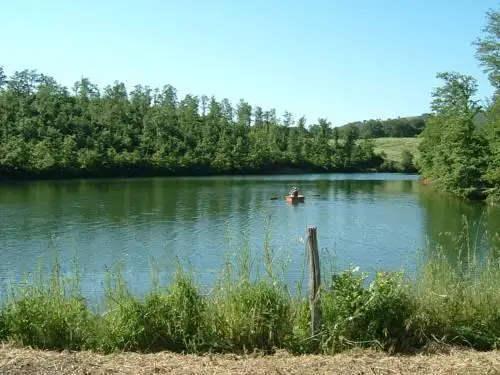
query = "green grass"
xmin=330 ymin=137 xmax=422 ymax=164
xmin=367 ymin=137 xmax=422 ymax=164
xmin=330 ymin=137 xmax=422 ymax=171
xmin=1 ymin=222 xmax=500 ymax=355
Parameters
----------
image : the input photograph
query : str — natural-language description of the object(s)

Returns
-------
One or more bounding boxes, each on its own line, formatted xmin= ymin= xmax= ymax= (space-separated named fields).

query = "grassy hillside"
xmin=330 ymin=137 xmax=422 ymax=166
xmin=368 ymin=137 xmax=421 ymax=164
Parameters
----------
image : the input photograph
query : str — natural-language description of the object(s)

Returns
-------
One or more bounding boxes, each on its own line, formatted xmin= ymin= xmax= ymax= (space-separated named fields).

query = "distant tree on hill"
xmin=337 ymin=114 xmax=429 ymax=139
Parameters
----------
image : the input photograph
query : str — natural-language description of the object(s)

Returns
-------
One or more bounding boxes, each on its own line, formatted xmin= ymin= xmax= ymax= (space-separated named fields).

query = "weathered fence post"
xmin=307 ymin=226 xmax=322 ymax=336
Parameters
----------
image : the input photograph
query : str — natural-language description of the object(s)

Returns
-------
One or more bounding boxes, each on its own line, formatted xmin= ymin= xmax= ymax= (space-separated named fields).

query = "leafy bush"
xmin=400 ymin=149 xmax=415 ymax=172
xmin=317 ymin=269 xmax=420 ymax=353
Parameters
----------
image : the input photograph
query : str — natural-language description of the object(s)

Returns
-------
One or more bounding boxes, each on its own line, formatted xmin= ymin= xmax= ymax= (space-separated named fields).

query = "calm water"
xmin=1 ymin=173 xmax=499 ymax=303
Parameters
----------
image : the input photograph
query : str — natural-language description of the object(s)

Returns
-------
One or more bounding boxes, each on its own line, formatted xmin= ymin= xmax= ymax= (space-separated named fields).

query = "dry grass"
xmin=1 ymin=344 xmax=500 ymax=375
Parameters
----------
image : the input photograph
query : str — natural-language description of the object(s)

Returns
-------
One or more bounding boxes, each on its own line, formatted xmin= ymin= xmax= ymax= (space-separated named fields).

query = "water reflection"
xmin=0 ymin=174 xmax=498 ymax=304
xmin=416 ymin=186 xmax=500 ymax=268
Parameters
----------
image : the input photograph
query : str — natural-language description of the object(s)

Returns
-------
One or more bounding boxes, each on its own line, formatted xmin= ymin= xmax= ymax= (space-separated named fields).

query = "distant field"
xmin=331 ymin=137 xmax=422 ymax=164
xmin=368 ymin=137 xmax=421 ymax=163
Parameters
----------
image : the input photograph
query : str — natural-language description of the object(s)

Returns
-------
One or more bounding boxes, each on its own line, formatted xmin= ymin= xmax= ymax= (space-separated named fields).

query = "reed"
xmin=1 ymin=221 xmax=500 ymax=355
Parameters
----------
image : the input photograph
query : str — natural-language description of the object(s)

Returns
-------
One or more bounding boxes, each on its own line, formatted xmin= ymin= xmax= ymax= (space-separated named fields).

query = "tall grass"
xmin=0 ymin=254 xmax=94 ymax=350
xmin=1 ymin=222 xmax=500 ymax=355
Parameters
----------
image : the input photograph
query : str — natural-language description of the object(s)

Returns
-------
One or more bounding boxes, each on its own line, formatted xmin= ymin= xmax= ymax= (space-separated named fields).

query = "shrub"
xmin=2 ymin=288 xmax=94 ymax=350
xmin=98 ymin=270 xmax=206 ymax=353
xmin=212 ymin=280 xmax=292 ymax=353
xmin=319 ymin=269 xmax=419 ymax=353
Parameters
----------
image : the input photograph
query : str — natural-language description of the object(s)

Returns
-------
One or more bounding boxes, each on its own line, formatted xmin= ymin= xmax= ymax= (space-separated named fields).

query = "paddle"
xmin=269 ymin=193 xmax=320 ymax=200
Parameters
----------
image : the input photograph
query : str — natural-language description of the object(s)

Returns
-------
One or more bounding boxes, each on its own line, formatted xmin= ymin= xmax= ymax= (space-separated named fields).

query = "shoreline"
xmin=0 ymin=167 xmax=418 ymax=183
xmin=1 ymin=247 xmax=500 ymax=357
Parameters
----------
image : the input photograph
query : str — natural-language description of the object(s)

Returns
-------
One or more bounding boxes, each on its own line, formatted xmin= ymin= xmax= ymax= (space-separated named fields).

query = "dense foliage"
xmin=418 ymin=7 xmax=500 ymax=201
xmin=2 ymin=239 xmax=500 ymax=355
xmin=339 ymin=114 xmax=429 ymax=138
xmin=0 ymin=69 xmax=386 ymax=179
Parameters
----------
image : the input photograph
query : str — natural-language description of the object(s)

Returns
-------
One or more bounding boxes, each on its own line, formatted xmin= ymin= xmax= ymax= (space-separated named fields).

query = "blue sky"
xmin=1 ymin=0 xmax=498 ymax=125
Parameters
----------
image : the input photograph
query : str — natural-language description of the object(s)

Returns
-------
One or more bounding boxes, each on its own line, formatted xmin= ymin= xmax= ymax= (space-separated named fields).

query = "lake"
xmin=1 ymin=173 xmax=499 ymax=304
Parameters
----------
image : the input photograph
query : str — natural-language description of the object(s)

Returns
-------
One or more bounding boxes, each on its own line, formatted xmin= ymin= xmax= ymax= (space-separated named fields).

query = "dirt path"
xmin=1 ymin=345 xmax=500 ymax=375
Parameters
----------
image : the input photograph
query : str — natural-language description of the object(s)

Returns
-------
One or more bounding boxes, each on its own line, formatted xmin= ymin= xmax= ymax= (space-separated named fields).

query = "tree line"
xmin=0 ymin=67 xmax=394 ymax=179
xmin=417 ymin=6 xmax=500 ymax=202
xmin=339 ymin=114 xmax=429 ymax=138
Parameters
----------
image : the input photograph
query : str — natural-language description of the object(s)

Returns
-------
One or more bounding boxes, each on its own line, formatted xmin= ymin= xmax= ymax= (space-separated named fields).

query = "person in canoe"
xmin=290 ymin=186 xmax=299 ymax=197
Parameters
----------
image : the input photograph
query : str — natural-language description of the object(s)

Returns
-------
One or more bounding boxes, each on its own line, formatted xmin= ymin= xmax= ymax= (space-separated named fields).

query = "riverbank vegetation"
xmin=418 ymin=7 xmax=500 ymax=202
xmin=1 ymin=235 xmax=500 ymax=356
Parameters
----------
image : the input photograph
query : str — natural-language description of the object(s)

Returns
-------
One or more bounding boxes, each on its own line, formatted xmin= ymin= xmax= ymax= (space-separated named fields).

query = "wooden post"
xmin=307 ymin=226 xmax=322 ymax=336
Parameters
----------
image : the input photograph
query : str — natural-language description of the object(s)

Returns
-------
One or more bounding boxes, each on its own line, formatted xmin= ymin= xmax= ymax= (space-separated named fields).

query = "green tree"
xmin=473 ymin=6 xmax=500 ymax=200
xmin=342 ymin=124 xmax=360 ymax=167
xmin=419 ymin=72 xmax=488 ymax=197
xmin=473 ymin=7 xmax=500 ymax=92
xmin=0 ymin=66 xmax=384 ymax=179
xmin=483 ymin=97 xmax=500 ymax=193
xmin=400 ymin=149 xmax=414 ymax=172
xmin=339 ymin=115 xmax=428 ymax=138
xmin=0 ymin=66 xmax=6 ymax=90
